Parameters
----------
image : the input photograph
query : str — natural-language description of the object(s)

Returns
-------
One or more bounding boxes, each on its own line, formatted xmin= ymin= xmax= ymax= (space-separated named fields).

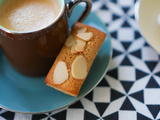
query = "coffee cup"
xmin=135 ymin=0 xmax=160 ymax=54
xmin=0 ymin=0 xmax=92 ymax=76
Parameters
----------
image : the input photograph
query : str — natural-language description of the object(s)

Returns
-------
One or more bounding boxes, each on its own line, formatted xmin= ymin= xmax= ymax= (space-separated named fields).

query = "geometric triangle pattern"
xmin=137 ymin=113 xmax=152 ymax=120
xmin=134 ymin=31 xmax=141 ymax=39
xmin=144 ymin=42 xmax=150 ymax=46
xmin=32 ymin=114 xmax=48 ymax=120
xmin=112 ymin=49 xmax=123 ymax=58
xmin=121 ymin=42 xmax=132 ymax=50
xmin=120 ymin=97 xmax=135 ymax=110
xmin=85 ymin=91 xmax=93 ymax=102
xmin=110 ymin=0 xmax=117 ymax=4
xmin=51 ymin=110 xmax=67 ymax=120
xmin=100 ymin=4 xmax=108 ymax=10
xmin=136 ymin=69 xmax=148 ymax=80
xmin=0 ymin=110 xmax=15 ymax=120
xmin=146 ymin=77 xmax=160 ymax=88
xmin=103 ymin=112 xmax=118 ymax=120
xmin=122 ymin=7 xmax=130 ymax=13
xmin=121 ymin=81 xmax=134 ymax=93
xmin=84 ymin=110 xmax=99 ymax=120
xmin=147 ymin=105 xmax=160 ymax=119
xmin=130 ymin=49 xmax=141 ymax=59
xmin=110 ymin=31 xmax=117 ymax=39
xmin=95 ymin=103 xmax=109 ymax=116
xmin=69 ymin=101 xmax=84 ymax=108
xmin=130 ymin=90 xmax=144 ymax=103
xmin=107 ymin=68 xmax=118 ymax=79
xmin=130 ymin=15 xmax=135 ymax=20
xmin=155 ymin=71 xmax=160 ymax=77
xmin=97 ymin=78 xmax=110 ymax=87
xmin=1 ymin=0 xmax=160 ymax=120
xmin=112 ymin=14 xmax=121 ymax=21
xmin=120 ymin=56 xmax=133 ymax=66
xmin=121 ymin=21 xmax=131 ymax=27
xmin=145 ymin=62 xmax=158 ymax=72
xmin=111 ymin=89 xmax=124 ymax=102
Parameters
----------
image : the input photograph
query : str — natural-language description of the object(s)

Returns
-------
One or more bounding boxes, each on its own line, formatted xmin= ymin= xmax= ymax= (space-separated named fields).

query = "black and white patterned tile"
xmin=0 ymin=0 xmax=160 ymax=120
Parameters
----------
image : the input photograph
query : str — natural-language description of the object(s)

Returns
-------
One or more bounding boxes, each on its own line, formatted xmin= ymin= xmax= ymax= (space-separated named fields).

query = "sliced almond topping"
xmin=54 ymin=61 xmax=68 ymax=84
xmin=75 ymin=39 xmax=86 ymax=52
xmin=71 ymin=55 xmax=87 ymax=79
xmin=76 ymin=32 xmax=93 ymax=41
xmin=77 ymin=27 xmax=87 ymax=33
xmin=65 ymin=35 xmax=75 ymax=47
xmin=71 ymin=44 xmax=78 ymax=53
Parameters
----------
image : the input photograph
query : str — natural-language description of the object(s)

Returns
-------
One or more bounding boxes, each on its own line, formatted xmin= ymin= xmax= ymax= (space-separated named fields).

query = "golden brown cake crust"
xmin=45 ymin=22 xmax=107 ymax=97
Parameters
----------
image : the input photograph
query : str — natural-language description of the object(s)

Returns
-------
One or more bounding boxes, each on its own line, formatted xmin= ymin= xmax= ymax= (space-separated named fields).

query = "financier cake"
xmin=45 ymin=22 xmax=107 ymax=97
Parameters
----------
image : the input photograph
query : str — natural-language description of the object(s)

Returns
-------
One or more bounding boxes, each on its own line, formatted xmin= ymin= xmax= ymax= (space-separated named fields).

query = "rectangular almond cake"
xmin=45 ymin=22 xmax=107 ymax=97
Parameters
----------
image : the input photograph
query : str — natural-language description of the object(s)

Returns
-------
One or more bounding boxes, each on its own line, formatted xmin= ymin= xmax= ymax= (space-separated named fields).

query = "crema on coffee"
xmin=0 ymin=0 xmax=61 ymax=32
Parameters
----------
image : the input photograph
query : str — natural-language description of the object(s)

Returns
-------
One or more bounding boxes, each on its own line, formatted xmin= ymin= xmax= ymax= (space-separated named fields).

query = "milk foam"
xmin=0 ymin=0 xmax=61 ymax=32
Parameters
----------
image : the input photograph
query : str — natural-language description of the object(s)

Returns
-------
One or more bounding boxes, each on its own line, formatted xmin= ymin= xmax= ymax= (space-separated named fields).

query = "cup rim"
xmin=135 ymin=0 xmax=160 ymax=54
xmin=0 ymin=0 xmax=66 ymax=34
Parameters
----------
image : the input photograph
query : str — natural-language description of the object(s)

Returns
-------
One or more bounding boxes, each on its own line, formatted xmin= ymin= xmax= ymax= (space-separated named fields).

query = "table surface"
xmin=1 ymin=0 xmax=160 ymax=120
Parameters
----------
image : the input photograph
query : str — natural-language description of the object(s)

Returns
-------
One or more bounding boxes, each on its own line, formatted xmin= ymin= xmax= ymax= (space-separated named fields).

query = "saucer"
xmin=135 ymin=0 xmax=160 ymax=54
xmin=0 ymin=5 xmax=112 ymax=113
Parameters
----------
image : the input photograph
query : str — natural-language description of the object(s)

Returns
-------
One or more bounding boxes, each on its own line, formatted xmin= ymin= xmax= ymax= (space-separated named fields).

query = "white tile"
xmin=112 ymin=39 xmax=125 ymax=52
xmin=105 ymin=75 xmax=126 ymax=94
xmin=93 ymin=87 xmax=110 ymax=102
xmin=119 ymin=0 xmax=133 ymax=6
xmin=128 ymin=55 xmax=150 ymax=73
xmin=0 ymin=109 xmax=7 ymax=114
xmin=128 ymin=18 xmax=140 ymax=30
xmin=66 ymin=109 xmax=84 ymax=120
xmin=144 ymin=89 xmax=160 ymax=104
xmin=119 ymin=110 xmax=136 ymax=120
xmin=128 ymin=38 xmax=145 ymax=52
xmin=102 ymin=97 xmax=126 ymax=117
xmin=107 ymin=2 xmax=124 ymax=15
xmin=0 ymin=117 xmax=5 ymax=120
xmin=118 ymin=66 xmax=135 ymax=81
xmin=129 ymin=96 xmax=154 ymax=119
xmin=97 ymin=10 xmax=111 ymax=23
xmin=92 ymin=1 xmax=102 ymax=11
xmin=14 ymin=113 xmax=32 ymax=120
xmin=127 ymin=6 xmax=135 ymax=16
xmin=128 ymin=75 xmax=150 ymax=95
xmin=109 ymin=54 xmax=125 ymax=70
xmin=51 ymin=107 xmax=68 ymax=115
xmin=156 ymin=111 xmax=160 ymax=119
xmin=153 ymin=61 xmax=160 ymax=73
xmin=142 ymin=47 xmax=159 ymax=61
xmin=108 ymin=18 xmax=124 ymax=32
xmin=153 ymin=75 xmax=160 ymax=86
xmin=118 ymin=28 xmax=134 ymax=41
xmin=81 ymin=98 xmax=100 ymax=117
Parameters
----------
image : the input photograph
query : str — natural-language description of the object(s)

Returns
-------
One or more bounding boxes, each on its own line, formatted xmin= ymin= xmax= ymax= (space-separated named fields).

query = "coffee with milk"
xmin=0 ymin=0 xmax=61 ymax=32
xmin=0 ymin=0 xmax=91 ymax=76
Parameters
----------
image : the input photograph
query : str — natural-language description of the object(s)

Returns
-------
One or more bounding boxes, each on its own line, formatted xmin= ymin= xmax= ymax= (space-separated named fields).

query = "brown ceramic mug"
xmin=0 ymin=0 xmax=92 ymax=76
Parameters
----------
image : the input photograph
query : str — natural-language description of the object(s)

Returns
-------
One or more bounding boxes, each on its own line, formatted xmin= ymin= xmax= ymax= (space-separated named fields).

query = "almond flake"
xmin=77 ymin=27 xmax=87 ymax=33
xmin=65 ymin=35 xmax=75 ymax=47
xmin=75 ymin=39 xmax=86 ymax=52
xmin=71 ymin=44 xmax=78 ymax=53
xmin=54 ymin=61 xmax=68 ymax=84
xmin=71 ymin=55 xmax=87 ymax=79
xmin=76 ymin=32 xmax=93 ymax=41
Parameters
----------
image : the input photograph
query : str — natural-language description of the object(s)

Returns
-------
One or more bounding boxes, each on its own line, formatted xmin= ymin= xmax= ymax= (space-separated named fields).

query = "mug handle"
xmin=67 ymin=0 xmax=92 ymax=22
